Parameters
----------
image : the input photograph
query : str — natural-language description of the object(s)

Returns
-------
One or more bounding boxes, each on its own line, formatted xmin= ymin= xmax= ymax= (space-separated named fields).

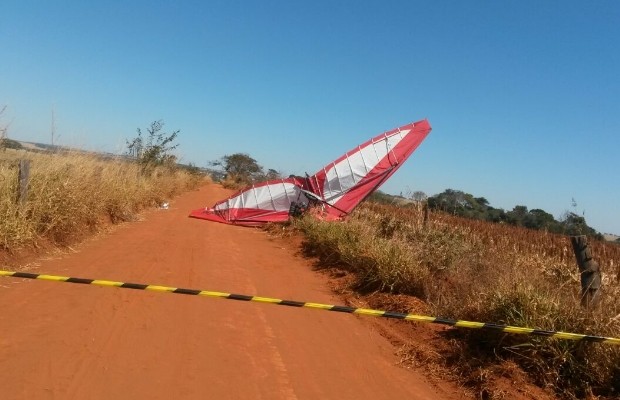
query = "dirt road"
xmin=0 ymin=184 xmax=463 ymax=399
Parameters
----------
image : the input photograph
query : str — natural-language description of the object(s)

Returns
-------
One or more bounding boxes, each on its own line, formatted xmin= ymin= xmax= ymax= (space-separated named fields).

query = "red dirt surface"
xmin=0 ymin=184 xmax=467 ymax=400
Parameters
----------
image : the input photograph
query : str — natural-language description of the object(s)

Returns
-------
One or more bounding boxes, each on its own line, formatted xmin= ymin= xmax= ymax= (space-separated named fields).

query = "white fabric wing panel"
xmin=215 ymin=181 xmax=305 ymax=211
xmin=322 ymin=129 xmax=410 ymax=203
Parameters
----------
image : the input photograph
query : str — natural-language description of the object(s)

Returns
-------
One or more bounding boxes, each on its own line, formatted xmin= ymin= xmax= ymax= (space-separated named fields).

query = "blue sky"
xmin=2 ymin=1 xmax=619 ymax=234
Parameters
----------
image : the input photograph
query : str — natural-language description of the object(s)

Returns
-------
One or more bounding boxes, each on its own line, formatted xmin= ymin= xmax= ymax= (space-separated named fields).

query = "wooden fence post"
xmin=570 ymin=235 xmax=602 ymax=310
xmin=18 ymin=159 xmax=30 ymax=205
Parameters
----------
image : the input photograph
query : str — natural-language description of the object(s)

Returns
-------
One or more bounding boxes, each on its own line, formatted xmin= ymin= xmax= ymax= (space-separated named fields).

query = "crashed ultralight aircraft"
xmin=189 ymin=119 xmax=431 ymax=226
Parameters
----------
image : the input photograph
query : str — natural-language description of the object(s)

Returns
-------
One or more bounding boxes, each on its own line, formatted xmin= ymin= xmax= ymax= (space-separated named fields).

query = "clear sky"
xmin=2 ymin=1 xmax=619 ymax=234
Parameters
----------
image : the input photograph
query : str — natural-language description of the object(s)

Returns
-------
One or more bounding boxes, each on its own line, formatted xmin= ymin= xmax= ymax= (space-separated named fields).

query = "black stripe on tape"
xmin=330 ymin=305 xmax=356 ymax=313
xmin=173 ymin=288 xmax=202 ymax=295
xmin=14 ymin=272 xmax=40 ymax=279
xmin=434 ymin=317 xmax=457 ymax=326
xmin=280 ymin=300 xmax=305 ymax=307
xmin=121 ymin=282 xmax=149 ymax=290
xmin=66 ymin=277 xmax=94 ymax=284
xmin=482 ymin=323 xmax=509 ymax=331
xmin=382 ymin=311 xmax=408 ymax=319
xmin=228 ymin=294 xmax=253 ymax=301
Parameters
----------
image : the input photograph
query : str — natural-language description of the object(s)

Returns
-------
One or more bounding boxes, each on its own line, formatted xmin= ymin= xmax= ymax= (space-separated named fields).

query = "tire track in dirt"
xmin=0 ymin=184 xmax=466 ymax=399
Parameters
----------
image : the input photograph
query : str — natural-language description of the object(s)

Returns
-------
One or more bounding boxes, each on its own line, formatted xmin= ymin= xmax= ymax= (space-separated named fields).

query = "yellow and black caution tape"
xmin=2 ymin=269 xmax=619 ymax=346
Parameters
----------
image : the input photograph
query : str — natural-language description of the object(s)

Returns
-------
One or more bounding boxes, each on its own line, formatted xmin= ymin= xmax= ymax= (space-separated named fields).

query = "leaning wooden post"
xmin=17 ymin=159 xmax=31 ymax=205
xmin=570 ymin=235 xmax=602 ymax=310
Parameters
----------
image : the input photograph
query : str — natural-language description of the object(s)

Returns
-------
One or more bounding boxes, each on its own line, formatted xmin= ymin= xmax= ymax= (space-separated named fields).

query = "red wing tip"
xmin=188 ymin=208 xmax=228 ymax=224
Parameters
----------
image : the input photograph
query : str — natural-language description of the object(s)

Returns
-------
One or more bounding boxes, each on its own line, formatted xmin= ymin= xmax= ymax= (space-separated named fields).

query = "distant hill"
xmin=603 ymin=233 xmax=620 ymax=242
xmin=366 ymin=190 xmax=415 ymax=206
xmin=18 ymin=141 xmax=58 ymax=151
xmin=15 ymin=140 xmax=117 ymax=156
xmin=9 ymin=140 xmax=144 ymax=163
xmin=7 ymin=139 xmax=213 ymax=176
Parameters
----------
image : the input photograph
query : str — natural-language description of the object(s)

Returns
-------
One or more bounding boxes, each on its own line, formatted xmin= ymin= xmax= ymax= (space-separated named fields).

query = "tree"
xmin=559 ymin=199 xmax=602 ymax=239
xmin=211 ymin=153 xmax=264 ymax=186
xmin=486 ymin=208 xmax=507 ymax=223
xmin=524 ymin=209 xmax=557 ymax=230
xmin=427 ymin=189 xmax=467 ymax=214
xmin=427 ymin=189 xmax=488 ymax=218
xmin=265 ymin=168 xmax=281 ymax=180
xmin=475 ymin=197 xmax=489 ymax=208
xmin=560 ymin=212 xmax=600 ymax=238
xmin=411 ymin=191 xmax=428 ymax=202
xmin=126 ymin=120 xmax=179 ymax=171
xmin=506 ymin=205 xmax=528 ymax=226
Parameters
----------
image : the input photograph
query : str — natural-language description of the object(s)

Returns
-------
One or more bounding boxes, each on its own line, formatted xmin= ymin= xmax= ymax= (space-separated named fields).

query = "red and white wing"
xmin=190 ymin=119 xmax=431 ymax=225
xmin=306 ymin=119 xmax=431 ymax=217
xmin=189 ymin=178 xmax=308 ymax=226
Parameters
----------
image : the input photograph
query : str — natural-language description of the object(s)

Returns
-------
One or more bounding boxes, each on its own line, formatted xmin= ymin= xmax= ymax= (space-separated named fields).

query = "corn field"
xmin=295 ymin=201 xmax=620 ymax=399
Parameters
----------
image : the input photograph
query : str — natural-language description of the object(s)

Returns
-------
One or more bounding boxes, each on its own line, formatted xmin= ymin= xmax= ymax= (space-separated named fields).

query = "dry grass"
xmin=0 ymin=148 xmax=207 ymax=250
xmin=293 ymin=202 xmax=620 ymax=399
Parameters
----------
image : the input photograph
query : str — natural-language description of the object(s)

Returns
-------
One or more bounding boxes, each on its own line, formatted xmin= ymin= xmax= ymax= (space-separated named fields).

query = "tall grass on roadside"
xmin=0 ymin=149 xmax=206 ymax=250
xmin=294 ymin=202 xmax=620 ymax=398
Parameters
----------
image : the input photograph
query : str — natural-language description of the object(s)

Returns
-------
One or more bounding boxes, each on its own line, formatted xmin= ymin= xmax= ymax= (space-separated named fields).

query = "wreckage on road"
xmin=189 ymin=119 xmax=431 ymax=226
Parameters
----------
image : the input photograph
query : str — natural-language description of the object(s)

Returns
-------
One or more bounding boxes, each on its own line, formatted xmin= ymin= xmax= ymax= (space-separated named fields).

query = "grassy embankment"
xmin=293 ymin=202 xmax=620 ymax=399
xmin=0 ymin=148 xmax=206 ymax=251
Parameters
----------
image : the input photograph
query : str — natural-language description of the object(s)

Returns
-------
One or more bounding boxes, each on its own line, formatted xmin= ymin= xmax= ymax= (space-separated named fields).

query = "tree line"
xmin=424 ymin=189 xmax=601 ymax=239
xmin=368 ymin=189 xmax=602 ymax=239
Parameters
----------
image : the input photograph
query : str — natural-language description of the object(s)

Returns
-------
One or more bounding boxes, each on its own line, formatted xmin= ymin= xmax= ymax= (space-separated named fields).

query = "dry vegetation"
xmin=2 ymin=143 xmax=617 ymax=397
xmin=0 ymin=148 xmax=206 ymax=251
xmin=293 ymin=202 xmax=620 ymax=399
